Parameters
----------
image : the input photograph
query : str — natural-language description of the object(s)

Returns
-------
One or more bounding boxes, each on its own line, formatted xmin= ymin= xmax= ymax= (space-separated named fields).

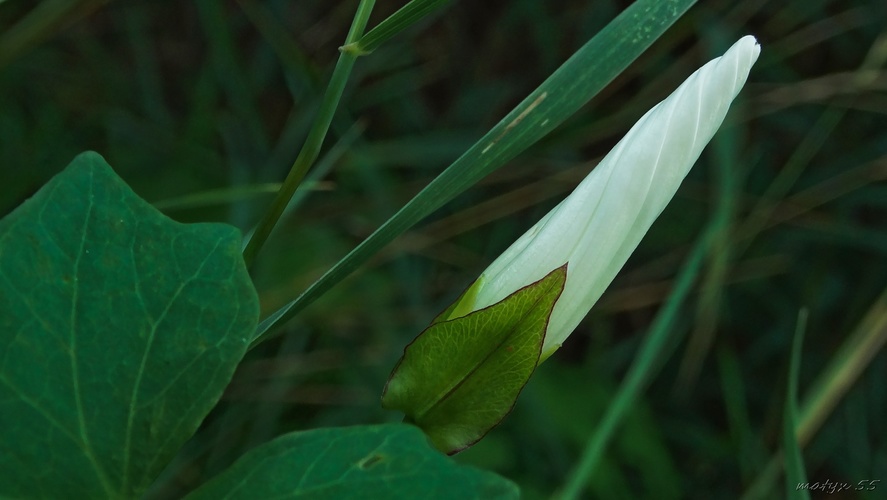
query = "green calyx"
xmin=382 ymin=265 xmax=566 ymax=454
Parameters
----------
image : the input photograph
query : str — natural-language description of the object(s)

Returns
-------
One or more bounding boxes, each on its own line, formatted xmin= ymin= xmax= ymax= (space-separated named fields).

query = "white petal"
xmin=472 ymin=36 xmax=760 ymax=357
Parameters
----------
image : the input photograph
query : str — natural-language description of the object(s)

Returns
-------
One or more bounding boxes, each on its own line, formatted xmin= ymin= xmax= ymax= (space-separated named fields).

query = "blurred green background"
xmin=1 ymin=0 xmax=885 ymax=498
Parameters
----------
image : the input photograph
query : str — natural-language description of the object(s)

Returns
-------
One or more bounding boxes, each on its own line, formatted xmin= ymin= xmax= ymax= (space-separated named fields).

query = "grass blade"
xmin=242 ymin=0 xmax=376 ymax=266
xmin=741 ymin=290 xmax=887 ymax=498
xmin=344 ymin=0 xmax=453 ymax=55
xmin=253 ymin=0 xmax=699 ymax=346
xmin=797 ymin=289 xmax=887 ymax=445
xmin=555 ymin=223 xmax=717 ymax=500
xmin=784 ymin=310 xmax=810 ymax=499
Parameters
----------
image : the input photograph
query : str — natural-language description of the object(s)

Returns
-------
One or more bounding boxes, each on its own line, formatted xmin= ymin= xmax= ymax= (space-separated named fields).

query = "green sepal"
xmin=382 ymin=265 xmax=567 ymax=454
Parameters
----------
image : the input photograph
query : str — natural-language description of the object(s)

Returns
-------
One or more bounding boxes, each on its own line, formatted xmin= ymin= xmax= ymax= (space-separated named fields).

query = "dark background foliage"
xmin=1 ymin=0 xmax=884 ymax=498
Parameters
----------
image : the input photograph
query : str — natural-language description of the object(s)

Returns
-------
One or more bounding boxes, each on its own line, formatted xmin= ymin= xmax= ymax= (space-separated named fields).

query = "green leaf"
xmin=382 ymin=266 xmax=566 ymax=454
xmin=344 ymin=0 xmax=453 ymax=55
xmin=254 ymin=0 xmax=698 ymax=345
xmin=184 ymin=424 xmax=519 ymax=500
xmin=0 ymin=152 xmax=259 ymax=499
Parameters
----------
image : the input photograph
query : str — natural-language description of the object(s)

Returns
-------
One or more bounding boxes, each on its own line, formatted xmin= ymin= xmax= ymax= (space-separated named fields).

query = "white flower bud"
xmin=462 ymin=36 xmax=760 ymax=360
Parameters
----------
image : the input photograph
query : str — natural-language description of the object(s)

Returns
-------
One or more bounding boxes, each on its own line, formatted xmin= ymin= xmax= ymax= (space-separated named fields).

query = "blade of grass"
xmin=242 ymin=0 xmax=376 ymax=267
xmin=556 ymin=221 xmax=718 ymax=500
xmin=343 ymin=0 xmax=453 ymax=55
xmin=252 ymin=0 xmax=699 ymax=346
xmin=242 ymin=121 xmax=365 ymax=246
xmin=741 ymin=289 xmax=887 ymax=499
xmin=153 ymin=184 xmax=283 ymax=211
xmin=784 ymin=309 xmax=810 ymax=499
xmin=796 ymin=289 xmax=887 ymax=447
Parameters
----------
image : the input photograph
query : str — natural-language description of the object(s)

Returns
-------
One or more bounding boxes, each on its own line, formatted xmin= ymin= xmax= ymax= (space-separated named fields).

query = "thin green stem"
xmin=784 ymin=309 xmax=810 ymax=500
xmin=242 ymin=0 xmax=375 ymax=267
xmin=344 ymin=0 xmax=452 ymax=55
xmin=556 ymin=224 xmax=717 ymax=499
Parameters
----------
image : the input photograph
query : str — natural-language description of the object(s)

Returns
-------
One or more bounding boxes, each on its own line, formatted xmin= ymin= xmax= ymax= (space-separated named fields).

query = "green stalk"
xmin=796 ymin=289 xmax=887 ymax=444
xmin=343 ymin=0 xmax=452 ymax=55
xmin=242 ymin=0 xmax=375 ymax=267
xmin=556 ymin=224 xmax=718 ymax=499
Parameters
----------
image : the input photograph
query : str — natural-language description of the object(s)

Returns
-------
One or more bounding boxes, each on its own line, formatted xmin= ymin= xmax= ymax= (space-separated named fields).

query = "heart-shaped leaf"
xmin=382 ymin=265 xmax=566 ymax=454
xmin=0 ymin=152 xmax=259 ymax=498
xmin=185 ymin=424 xmax=519 ymax=499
